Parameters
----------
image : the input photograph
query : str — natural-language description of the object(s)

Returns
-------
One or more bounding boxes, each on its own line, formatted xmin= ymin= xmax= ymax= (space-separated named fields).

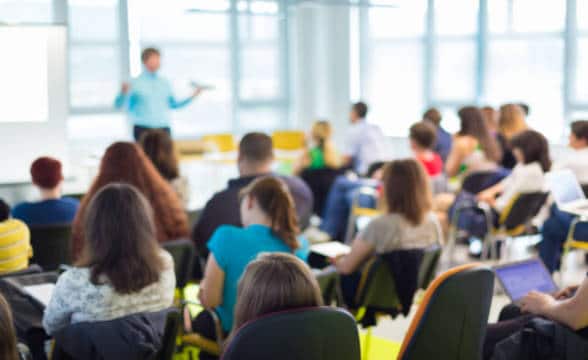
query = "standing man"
xmin=115 ymin=47 xmax=204 ymax=141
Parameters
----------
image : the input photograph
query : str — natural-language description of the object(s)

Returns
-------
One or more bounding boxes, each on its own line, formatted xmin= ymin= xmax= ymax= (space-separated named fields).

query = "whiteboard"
xmin=0 ymin=25 xmax=68 ymax=183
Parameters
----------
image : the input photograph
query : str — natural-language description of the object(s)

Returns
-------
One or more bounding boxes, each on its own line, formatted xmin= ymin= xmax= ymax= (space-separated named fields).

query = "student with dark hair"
xmin=423 ymin=107 xmax=452 ymax=162
xmin=12 ymin=157 xmax=79 ymax=226
xmin=342 ymin=101 xmax=390 ymax=175
xmin=192 ymin=133 xmax=312 ymax=257
xmin=228 ymin=253 xmax=323 ymax=338
xmin=445 ymin=106 xmax=502 ymax=177
xmin=139 ymin=129 xmax=190 ymax=206
xmin=0 ymin=293 xmax=20 ymax=360
xmin=0 ymin=200 xmax=31 ymax=275
xmin=333 ymin=159 xmax=441 ymax=306
xmin=539 ymin=120 xmax=588 ymax=273
xmin=71 ymin=142 xmax=189 ymax=260
xmin=409 ymin=122 xmax=443 ymax=177
xmin=115 ymin=47 xmax=205 ymax=141
xmin=189 ymin=177 xmax=308 ymax=360
xmin=43 ymin=183 xmax=175 ymax=335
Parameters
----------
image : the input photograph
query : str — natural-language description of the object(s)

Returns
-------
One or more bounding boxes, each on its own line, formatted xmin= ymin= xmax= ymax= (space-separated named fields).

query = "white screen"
xmin=0 ymin=27 xmax=49 ymax=123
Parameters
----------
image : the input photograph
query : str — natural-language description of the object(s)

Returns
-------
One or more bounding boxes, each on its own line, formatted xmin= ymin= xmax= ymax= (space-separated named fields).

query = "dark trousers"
xmin=483 ymin=304 xmax=534 ymax=360
xmin=133 ymin=125 xmax=171 ymax=142
xmin=192 ymin=310 xmax=226 ymax=360
xmin=539 ymin=204 xmax=588 ymax=273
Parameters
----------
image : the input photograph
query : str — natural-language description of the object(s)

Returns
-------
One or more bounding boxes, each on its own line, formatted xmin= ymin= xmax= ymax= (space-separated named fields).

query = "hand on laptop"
xmin=553 ymin=285 xmax=579 ymax=300
xmin=520 ymin=290 xmax=556 ymax=316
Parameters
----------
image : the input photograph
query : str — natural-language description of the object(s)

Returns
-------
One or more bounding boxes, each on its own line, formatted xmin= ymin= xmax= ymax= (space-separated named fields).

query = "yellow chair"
xmin=201 ymin=133 xmax=237 ymax=153
xmin=344 ymin=186 xmax=381 ymax=244
xmin=272 ymin=130 xmax=305 ymax=151
xmin=560 ymin=216 xmax=588 ymax=273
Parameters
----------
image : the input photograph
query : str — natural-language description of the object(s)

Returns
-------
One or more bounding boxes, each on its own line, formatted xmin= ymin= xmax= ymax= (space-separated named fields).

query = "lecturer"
xmin=115 ymin=47 xmax=203 ymax=141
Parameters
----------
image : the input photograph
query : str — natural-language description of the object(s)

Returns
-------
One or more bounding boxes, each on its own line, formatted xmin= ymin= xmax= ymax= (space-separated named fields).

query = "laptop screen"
xmin=547 ymin=170 xmax=585 ymax=206
xmin=495 ymin=259 xmax=557 ymax=302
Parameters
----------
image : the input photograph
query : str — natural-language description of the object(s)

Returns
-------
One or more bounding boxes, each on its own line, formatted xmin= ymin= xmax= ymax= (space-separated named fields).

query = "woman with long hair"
xmin=295 ymin=120 xmax=339 ymax=173
xmin=0 ymin=294 xmax=19 ymax=360
xmin=43 ymin=183 xmax=175 ymax=335
xmin=333 ymin=159 xmax=441 ymax=306
xmin=71 ymin=142 xmax=188 ymax=259
xmin=139 ymin=130 xmax=190 ymax=207
xmin=189 ymin=176 xmax=307 ymax=360
xmin=497 ymin=104 xmax=529 ymax=169
xmin=445 ymin=106 xmax=502 ymax=177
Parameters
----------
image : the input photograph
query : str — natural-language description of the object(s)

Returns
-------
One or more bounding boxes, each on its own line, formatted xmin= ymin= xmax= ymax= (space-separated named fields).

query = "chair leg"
xmin=362 ymin=327 xmax=372 ymax=360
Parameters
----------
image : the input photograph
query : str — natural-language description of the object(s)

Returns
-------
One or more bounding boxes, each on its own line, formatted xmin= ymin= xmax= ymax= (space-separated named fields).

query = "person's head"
xmin=350 ymin=102 xmax=368 ymax=123
xmin=457 ymin=106 xmax=502 ymax=162
xmin=237 ymin=133 xmax=274 ymax=176
xmin=481 ymin=106 xmax=498 ymax=132
xmin=78 ymin=183 xmax=164 ymax=294
xmin=422 ymin=107 xmax=442 ymax=127
xmin=232 ymin=253 xmax=323 ymax=331
xmin=310 ymin=120 xmax=332 ymax=148
xmin=141 ymin=47 xmax=161 ymax=73
xmin=382 ymin=159 xmax=432 ymax=225
xmin=0 ymin=293 xmax=19 ymax=360
xmin=239 ymin=177 xmax=299 ymax=251
xmin=30 ymin=157 xmax=63 ymax=193
xmin=0 ymin=200 xmax=10 ymax=222
xmin=409 ymin=122 xmax=437 ymax=152
xmin=517 ymin=103 xmax=530 ymax=116
xmin=569 ymin=120 xmax=588 ymax=150
xmin=139 ymin=130 xmax=179 ymax=181
xmin=510 ymin=130 xmax=551 ymax=172
xmin=498 ymin=104 xmax=528 ymax=140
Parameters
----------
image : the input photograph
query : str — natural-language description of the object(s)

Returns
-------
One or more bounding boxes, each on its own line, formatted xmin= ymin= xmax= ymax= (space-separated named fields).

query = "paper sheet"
xmin=23 ymin=283 xmax=55 ymax=307
xmin=310 ymin=242 xmax=351 ymax=258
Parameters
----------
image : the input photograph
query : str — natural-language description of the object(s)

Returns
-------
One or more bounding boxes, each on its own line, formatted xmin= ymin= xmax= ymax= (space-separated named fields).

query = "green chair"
xmin=155 ymin=310 xmax=181 ymax=360
xmin=161 ymin=239 xmax=195 ymax=300
xmin=29 ymin=224 xmax=72 ymax=271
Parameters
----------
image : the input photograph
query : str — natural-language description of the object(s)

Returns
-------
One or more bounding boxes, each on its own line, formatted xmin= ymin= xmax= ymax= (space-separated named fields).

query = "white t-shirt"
xmin=344 ymin=120 xmax=391 ymax=174
xmin=495 ymin=162 xmax=545 ymax=212
xmin=553 ymin=148 xmax=588 ymax=185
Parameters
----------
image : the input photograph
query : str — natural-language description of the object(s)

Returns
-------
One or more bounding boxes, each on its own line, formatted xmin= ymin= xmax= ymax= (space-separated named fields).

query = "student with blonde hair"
xmin=295 ymin=120 xmax=339 ymax=173
xmin=497 ymin=103 xmax=528 ymax=169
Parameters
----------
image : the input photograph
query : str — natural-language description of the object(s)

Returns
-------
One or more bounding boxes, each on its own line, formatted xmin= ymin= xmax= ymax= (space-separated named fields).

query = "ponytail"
xmin=240 ymin=177 xmax=300 ymax=250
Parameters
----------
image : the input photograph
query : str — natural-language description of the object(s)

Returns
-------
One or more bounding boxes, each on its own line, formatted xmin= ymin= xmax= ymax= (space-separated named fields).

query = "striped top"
xmin=0 ymin=219 xmax=32 ymax=274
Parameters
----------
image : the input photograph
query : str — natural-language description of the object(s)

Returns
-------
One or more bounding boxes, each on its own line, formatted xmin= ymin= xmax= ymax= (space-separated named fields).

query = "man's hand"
xmin=521 ymin=290 xmax=557 ymax=315
xmin=553 ymin=285 xmax=579 ymax=300
xmin=121 ymin=82 xmax=130 ymax=94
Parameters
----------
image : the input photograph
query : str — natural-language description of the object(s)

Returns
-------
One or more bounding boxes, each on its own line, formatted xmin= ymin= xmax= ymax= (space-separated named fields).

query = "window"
xmin=0 ymin=0 xmax=52 ymax=23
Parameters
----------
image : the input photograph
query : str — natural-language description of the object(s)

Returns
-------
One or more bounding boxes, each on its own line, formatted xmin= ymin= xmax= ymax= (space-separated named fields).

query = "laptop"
xmin=494 ymin=258 xmax=558 ymax=304
xmin=546 ymin=169 xmax=588 ymax=217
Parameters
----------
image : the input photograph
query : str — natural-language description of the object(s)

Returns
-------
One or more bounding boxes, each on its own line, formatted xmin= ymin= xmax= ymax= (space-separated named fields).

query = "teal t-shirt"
xmin=208 ymin=224 xmax=309 ymax=332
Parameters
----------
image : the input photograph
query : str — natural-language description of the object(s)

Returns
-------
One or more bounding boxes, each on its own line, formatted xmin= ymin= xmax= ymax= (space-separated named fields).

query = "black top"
xmin=191 ymin=173 xmax=313 ymax=257
xmin=497 ymin=134 xmax=517 ymax=169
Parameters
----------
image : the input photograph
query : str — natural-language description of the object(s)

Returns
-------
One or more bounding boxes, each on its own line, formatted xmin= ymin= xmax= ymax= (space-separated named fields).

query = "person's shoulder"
xmin=0 ymin=218 xmax=28 ymax=233
xmin=57 ymin=266 xmax=90 ymax=288
xmin=10 ymin=202 xmax=30 ymax=216
xmin=157 ymin=249 xmax=174 ymax=269
xmin=61 ymin=197 xmax=80 ymax=206
xmin=212 ymin=224 xmax=242 ymax=239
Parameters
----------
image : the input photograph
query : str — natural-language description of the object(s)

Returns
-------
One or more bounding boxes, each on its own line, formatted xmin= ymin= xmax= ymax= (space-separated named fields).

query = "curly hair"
xmin=71 ymin=142 xmax=188 ymax=260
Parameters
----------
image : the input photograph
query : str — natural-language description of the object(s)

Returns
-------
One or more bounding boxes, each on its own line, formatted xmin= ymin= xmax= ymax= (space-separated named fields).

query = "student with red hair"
xmin=12 ymin=157 xmax=79 ymax=226
xmin=71 ymin=142 xmax=189 ymax=260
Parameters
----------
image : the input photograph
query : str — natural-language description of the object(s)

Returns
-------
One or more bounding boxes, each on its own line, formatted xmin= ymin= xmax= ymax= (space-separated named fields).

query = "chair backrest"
xmin=300 ymin=167 xmax=343 ymax=216
xmin=417 ymin=245 xmax=442 ymax=290
xmin=398 ymin=263 xmax=494 ymax=360
xmin=499 ymin=192 xmax=549 ymax=232
xmin=221 ymin=307 xmax=360 ymax=360
xmin=461 ymin=171 xmax=501 ymax=194
xmin=271 ymin=130 xmax=305 ymax=151
xmin=154 ymin=311 xmax=181 ymax=360
xmin=161 ymin=239 xmax=195 ymax=289
xmin=0 ymin=264 xmax=42 ymax=279
xmin=344 ymin=186 xmax=380 ymax=244
xmin=29 ymin=224 xmax=72 ymax=271
xmin=201 ymin=133 xmax=236 ymax=152
xmin=581 ymin=184 xmax=588 ymax=198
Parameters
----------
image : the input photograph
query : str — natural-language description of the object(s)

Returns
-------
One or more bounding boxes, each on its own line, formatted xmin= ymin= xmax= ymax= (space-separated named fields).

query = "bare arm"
xmin=333 ymin=237 xmax=375 ymax=275
xmin=445 ymin=137 xmax=466 ymax=177
xmin=198 ymin=254 xmax=225 ymax=308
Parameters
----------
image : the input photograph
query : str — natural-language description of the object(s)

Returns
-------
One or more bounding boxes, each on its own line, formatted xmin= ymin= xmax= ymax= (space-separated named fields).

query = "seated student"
xmin=71 ymin=142 xmax=188 ymax=260
xmin=496 ymin=104 xmax=528 ymax=170
xmin=318 ymin=162 xmax=386 ymax=241
xmin=445 ymin=106 xmax=502 ymax=178
xmin=409 ymin=122 xmax=443 ymax=177
xmin=12 ymin=157 xmax=79 ymax=226
xmin=139 ymin=129 xmax=190 ymax=207
xmin=481 ymin=106 xmax=498 ymax=135
xmin=423 ymin=107 xmax=452 ymax=163
xmin=294 ymin=120 xmax=340 ymax=174
xmin=43 ymin=183 xmax=175 ymax=335
xmin=342 ymin=102 xmax=391 ymax=175
xmin=190 ymin=177 xmax=307 ymax=360
xmin=192 ymin=133 xmax=313 ymax=256
xmin=0 ymin=200 xmax=32 ymax=275
xmin=483 ymin=276 xmax=588 ymax=359
xmin=540 ymin=120 xmax=588 ymax=273
xmin=229 ymin=253 xmax=323 ymax=335
xmin=332 ymin=159 xmax=441 ymax=306
xmin=0 ymin=293 xmax=31 ymax=360
xmin=477 ymin=130 xmax=550 ymax=212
